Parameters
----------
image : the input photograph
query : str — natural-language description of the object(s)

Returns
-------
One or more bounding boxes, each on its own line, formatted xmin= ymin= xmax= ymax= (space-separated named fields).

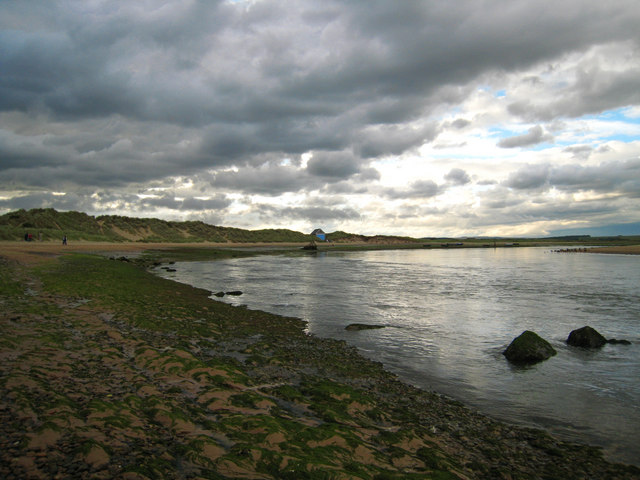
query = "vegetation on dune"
xmin=1 ymin=208 xmax=418 ymax=244
xmin=2 ymin=208 xmax=639 ymax=247
xmin=0 ymin=208 xmax=315 ymax=243
xmin=327 ymin=230 xmax=419 ymax=244
xmin=0 ymin=208 xmax=120 ymax=242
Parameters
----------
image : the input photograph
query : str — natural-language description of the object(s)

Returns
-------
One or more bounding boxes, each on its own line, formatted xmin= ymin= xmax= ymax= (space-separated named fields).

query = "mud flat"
xmin=1 ymin=243 xmax=639 ymax=479
xmin=588 ymin=245 xmax=640 ymax=255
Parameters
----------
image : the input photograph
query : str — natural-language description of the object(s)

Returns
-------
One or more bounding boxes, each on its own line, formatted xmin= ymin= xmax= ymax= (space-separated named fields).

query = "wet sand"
xmin=588 ymin=245 xmax=640 ymax=255
xmin=0 ymin=241 xmax=308 ymax=263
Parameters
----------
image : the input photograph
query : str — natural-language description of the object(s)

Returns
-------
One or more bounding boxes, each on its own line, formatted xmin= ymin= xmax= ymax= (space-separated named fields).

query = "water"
xmin=156 ymin=247 xmax=640 ymax=465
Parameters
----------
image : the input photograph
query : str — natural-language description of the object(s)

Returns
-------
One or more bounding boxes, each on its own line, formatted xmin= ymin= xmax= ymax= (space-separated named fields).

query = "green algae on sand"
xmin=1 ymin=251 xmax=639 ymax=479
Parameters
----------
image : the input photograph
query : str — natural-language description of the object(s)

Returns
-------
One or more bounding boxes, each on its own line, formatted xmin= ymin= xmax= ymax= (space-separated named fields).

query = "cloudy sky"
xmin=2 ymin=0 xmax=640 ymax=237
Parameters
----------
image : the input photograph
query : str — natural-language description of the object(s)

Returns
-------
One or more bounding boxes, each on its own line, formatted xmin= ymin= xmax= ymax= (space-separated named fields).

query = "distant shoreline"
xmin=587 ymin=245 xmax=640 ymax=255
xmin=2 ymin=240 xmax=639 ymax=263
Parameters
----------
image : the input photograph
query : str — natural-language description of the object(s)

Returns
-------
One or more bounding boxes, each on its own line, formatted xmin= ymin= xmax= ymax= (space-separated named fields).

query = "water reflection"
xmin=159 ymin=247 xmax=640 ymax=465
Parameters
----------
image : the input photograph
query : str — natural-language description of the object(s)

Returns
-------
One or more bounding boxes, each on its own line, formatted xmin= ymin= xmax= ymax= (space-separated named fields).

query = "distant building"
xmin=311 ymin=228 xmax=326 ymax=241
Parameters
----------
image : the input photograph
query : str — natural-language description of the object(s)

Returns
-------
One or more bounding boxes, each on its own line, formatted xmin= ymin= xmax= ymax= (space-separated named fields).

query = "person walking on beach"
xmin=62 ymin=235 xmax=67 ymax=245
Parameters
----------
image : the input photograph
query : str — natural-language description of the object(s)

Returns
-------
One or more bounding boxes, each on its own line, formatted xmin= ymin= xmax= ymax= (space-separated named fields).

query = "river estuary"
xmin=156 ymin=247 xmax=640 ymax=465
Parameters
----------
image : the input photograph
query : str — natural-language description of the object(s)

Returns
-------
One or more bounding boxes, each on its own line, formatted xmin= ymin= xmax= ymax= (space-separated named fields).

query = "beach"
xmin=1 ymin=242 xmax=639 ymax=479
xmin=587 ymin=245 xmax=640 ymax=255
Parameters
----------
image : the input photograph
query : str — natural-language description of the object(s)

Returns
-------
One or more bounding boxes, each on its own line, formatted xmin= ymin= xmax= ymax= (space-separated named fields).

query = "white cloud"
xmin=498 ymin=125 xmax=554 ymax=148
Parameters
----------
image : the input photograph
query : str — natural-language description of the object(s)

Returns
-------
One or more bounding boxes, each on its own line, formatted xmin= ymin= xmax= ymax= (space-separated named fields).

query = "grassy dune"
xmin=0 ymin=208 xmax=419 ymax=245
xmin=1 ymin=246 xmax=639 ymax=479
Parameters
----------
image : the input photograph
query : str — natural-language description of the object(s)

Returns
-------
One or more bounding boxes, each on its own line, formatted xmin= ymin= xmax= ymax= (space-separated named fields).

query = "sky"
xmin=1 ymin=0 xmax=640 ymax=237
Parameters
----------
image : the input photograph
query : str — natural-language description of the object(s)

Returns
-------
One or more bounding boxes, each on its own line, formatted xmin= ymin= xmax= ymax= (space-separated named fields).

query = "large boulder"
xmin=566 ymin=326 xmax=607 ymax=348
xmin=503 ymin=330 xmax=557 ymax=365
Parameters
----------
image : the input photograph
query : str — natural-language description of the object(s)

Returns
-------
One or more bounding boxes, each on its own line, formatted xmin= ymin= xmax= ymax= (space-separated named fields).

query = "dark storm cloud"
xmin=2 ymin=0 xmax=639 ymax=183
xmin=139 ymin=194 xmax=231 ymax=211
xmin=507 ymin=59 xmax=640 ymax=122
xmin=355 ymin=123 xmax=439 ymax=158
xmin=550 ymin=159 xmax=640 ymax=196
xmin=480 ymin=194 xmax=625 ymax=226
xmin=306 ymin=152 xmax=361 ymax=178
xmin=0 ymin=136 xmax=65 ymax=170
xmin=384 ymin=179 xmax=441 ymax=199
xmin=505 ymin=159 xmax=640 ymax=195
xmin=209 ymin=159 xmax=379 ymax=196
xmin=0 ymin=192 xmax=91 ymax=212
xmin=211 ymin=165 xmax=314 ymax=195
xmin=504 ymin=164 xmax=552 ymax=190
xmin=0 ymin=1 xmax=233 ymax=122
xmin=498 ymin=125 xmax=553 ymax=148
xmin=180 ymin=195 xmax=231 ymax=211
xmin=254 ymin=201 xmax=361 ymax=223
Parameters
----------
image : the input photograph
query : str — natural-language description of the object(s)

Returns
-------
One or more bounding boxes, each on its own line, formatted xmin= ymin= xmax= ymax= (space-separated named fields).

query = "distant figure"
xmin=28 ymin=233 xmax=33 ymax=242
xmin=38 ymin=232 xmax=42 ymax=242
xmin=62 ymin=235 xmax=67 ymax=246
xmin=25 ymin=232 xmax=29 ymax=242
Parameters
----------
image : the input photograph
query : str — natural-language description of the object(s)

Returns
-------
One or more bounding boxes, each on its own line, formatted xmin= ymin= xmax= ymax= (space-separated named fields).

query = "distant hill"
xmin=0 ymin=208 xmax=418 ymax=244
xmin=328 ymin=230 xmax=419 ymax=244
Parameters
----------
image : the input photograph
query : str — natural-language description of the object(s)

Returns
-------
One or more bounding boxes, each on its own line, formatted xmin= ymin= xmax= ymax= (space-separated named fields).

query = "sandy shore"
xmin=587 ymin=245 xmax=640 ymax=255
xmin=3 ymin=240 xmax=639 ymax=259
xmin=0 ymin=241 xmax=309 ymax=263
xmin=1 ymin=242 xmax=639 ymax=479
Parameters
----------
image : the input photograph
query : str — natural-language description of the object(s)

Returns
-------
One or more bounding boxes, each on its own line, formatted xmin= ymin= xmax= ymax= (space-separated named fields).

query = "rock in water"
xmin=345 ymin=323 xmax=386 ymax=331
xmin=566 ymin=326 xmax=607 ymax=348
xmin=503 ymin=330 xmax=557 ymax=365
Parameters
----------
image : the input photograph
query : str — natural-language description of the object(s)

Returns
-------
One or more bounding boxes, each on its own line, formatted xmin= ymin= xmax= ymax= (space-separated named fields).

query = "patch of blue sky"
xmin=551 ymin=132 xmax=638 ymax=148
xmin=582 ymin=107 xmax=640 ymax=125
xmin=486 ymin=126 xmax=518 ymax=138
xmin=552 ymin=138 xmax=592 ymax=148
xmin=580 ymin=111 xmax=640 ymax=142
xmin=476 ymin=85 xmax=506 ymax=98
xmin=598 ymin=132 xmax=640 ymax=142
